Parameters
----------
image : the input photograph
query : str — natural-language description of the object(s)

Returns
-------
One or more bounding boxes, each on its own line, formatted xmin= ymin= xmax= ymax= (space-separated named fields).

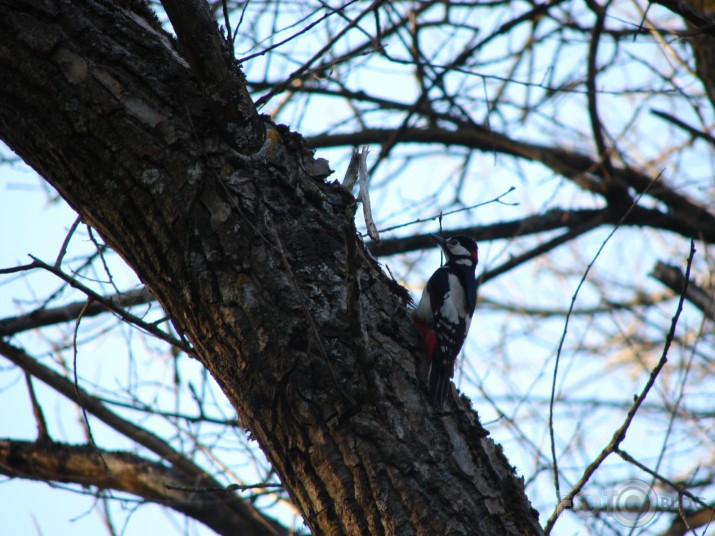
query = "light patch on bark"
xmin=93 ymin=70 xmax=168 ymax=128
xmin=186 ymin=162 xmax=203 ymax=185
xmin=141 ymin=169 xmax=164 ymax=194
xmin=123 ymin=10 xmax=190 ymax=69
xmin=442 ymin=417 xmax=477 ymax=477
xmin=53 ymin=48 xmax=88 ymax=84
xmin=224 ymin=169 xmax=258 ymax=211
xmin=93 ymin=69 xmax=123 ymax=98
xmin=123 ymin=96 xmax=169 ymax=128
xmin=206 ymin=195 xmax=232 ymax=226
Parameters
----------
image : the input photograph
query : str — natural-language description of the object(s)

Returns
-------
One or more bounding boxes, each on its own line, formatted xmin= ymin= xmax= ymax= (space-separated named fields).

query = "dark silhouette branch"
xmin=160 ymin=0 xmax=263 ymax=150
xmin=0 ymin=287 xmax=155 ymax=336
xmin=307 ymin=128 xmax=715 ymax=243
xmin=651 ymin=0 xmax=715 ymax=36
xmin=0 ymin=439 xmax=291 ymax=536
xmin=0 ymin=340 xmax=286 ymax=536
xmin=651 ymin=109 xmax=715 ymax=146
xmin=368 ymin=205 xmax=712 ymax=260
xmin=651 ymin=261 xmax=715 ymax=321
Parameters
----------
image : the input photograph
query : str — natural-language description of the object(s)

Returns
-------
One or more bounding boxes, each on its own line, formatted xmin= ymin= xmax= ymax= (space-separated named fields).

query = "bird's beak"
xmin=430 ymin=234 xmax=448 ymax=250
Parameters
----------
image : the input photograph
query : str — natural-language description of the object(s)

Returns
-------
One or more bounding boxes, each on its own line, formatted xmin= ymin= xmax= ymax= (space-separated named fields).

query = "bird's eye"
xmin=449 ymin=238 xmax=458 ymax=246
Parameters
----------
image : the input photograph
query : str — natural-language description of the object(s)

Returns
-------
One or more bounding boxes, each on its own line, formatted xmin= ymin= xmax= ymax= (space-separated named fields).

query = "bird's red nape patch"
xmin=413 ymin=319 xmax=437 ymax=360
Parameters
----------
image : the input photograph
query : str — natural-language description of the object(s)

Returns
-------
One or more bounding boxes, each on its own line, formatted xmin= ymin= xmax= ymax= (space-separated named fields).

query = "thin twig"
xmin=585 ymin=0 xmax=617 ymax=194
xmin=255 ymin=0 xmax=385 ymax=108
xmin=24 ymin=373 xmax=49 ymax=442
xmin=221 ymin=0 xmax=233 ymax=51
xmin=357 ymin=147 xmax=379 ymax=242
xmin=547 ymin=173 xmax=661 ymax=506
xmin=479 ymin=215 xmax=605 ymax=285
xmin=544 ymin=239 xmax=696 ymax=533
xmin=28 ymin=256 xmax=192 ymax=355
xmin=54 ymin=215 xmax=82 ymax=267
xmin=0 ymin=261 xmax=37 ymax=275
xmin=614 ymin=447 xmax=709 ymax=509
xmin=377 ymin=186 xmax=517 ymax=234
xmin=86 ymin=226 xmax=121 ymax=295
xmin=72 ymin=298 xmax=105 ymax=468
xmin=239 ymin=1 xmax=359 ymax=63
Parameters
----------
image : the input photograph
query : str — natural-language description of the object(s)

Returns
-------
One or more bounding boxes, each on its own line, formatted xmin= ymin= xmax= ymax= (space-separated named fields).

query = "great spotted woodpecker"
xmin=412 ymin=235 xmax=478 ymax=409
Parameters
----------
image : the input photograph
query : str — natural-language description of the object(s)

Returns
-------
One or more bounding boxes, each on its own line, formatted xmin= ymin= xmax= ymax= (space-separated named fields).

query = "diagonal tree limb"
xmin=159 ymin=0 xmax=263 ymax=150
xmin=0 ymin=340 xmax=287 ymax=536
xmin=308 ymin=128 xmax=715 ymax=242
xmin=0 ymin=286 xmax=155 ymax=336
xmin=0 ymin=439 xmax=295 ymax=536
xmin=651 ymin=0 xmax=715 ymax=37
xmin=27 ymin=258 xmax=192 ymax=355
xmin=650 ymin=109 xmax=715 ymax=146
xmin=478 ymin=216 xmax=605 ymax=286
xmin=651 ymin=261 xmax=715 ymax=321
xmin=368 ymin=204 xmax=712 ymax=260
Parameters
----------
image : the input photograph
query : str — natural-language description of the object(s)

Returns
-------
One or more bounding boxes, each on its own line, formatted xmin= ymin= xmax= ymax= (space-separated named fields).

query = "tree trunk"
xmin=0 ymin=1 xmax=543 ymax=534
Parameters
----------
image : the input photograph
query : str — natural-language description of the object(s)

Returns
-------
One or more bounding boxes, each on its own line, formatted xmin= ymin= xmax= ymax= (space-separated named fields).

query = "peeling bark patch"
xmin=223 ymin=169 xmax=257 ymax=212
xmin=123 ymin=11 xmax=189 ymax=69
xmin=93 ymin=69 xmax=123 ymax=98
xmin=54 ymin=48 xmax=88 ymax=84
xmin=93 ymin=70 xmax=168 ymax=127
xmin=123 ymin=96 xmax=168 ymax=128
xmin=205 ymin=194 xmax=231 ymax=228
xmin=443 ymin=418 xmax=477 ymax=478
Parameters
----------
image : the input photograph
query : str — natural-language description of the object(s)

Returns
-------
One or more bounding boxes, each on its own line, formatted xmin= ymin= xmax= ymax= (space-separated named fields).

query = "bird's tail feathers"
xmin=428 ymin=358 xmax=451 ymax=409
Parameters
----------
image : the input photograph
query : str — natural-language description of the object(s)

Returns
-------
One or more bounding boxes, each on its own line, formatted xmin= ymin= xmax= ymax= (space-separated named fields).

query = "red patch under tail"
xmin=413 ymin=319 xmax=437 ymax=360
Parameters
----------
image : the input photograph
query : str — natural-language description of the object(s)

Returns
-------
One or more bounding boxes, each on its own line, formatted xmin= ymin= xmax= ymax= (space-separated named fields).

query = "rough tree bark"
xmin=0 ymin=1 xmax=543 ymax=534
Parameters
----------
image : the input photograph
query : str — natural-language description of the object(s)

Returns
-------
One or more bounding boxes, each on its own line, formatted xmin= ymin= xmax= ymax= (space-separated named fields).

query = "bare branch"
xmin=614 ymin=448 xmax=708 ymax=509
xmin=651 ymin=109 xmax=715 ymax=145
xmin=357 ymin=146 xmax=379 ymax=242
xmin=27 ymin=257 xmax=191 ymax=354
xmin=24 ymin=373 xmax=49 ymax=443
xmin=585 ymin=0 xmax=628 ymax=208
xmin=544 ymin=240 xmax=696 ymax=533
xmin=651 ymin=0 xmax=715 ymax=36
xmin=368 ymin=204 xmax=705 ymax=261
xmin=651 ymin=261 xmax=715 ymax=321
xmin=308 ymin=128 xmax=715 ymax=242
xmin=0 ymin=340 xmax=286 ymax=536
xmin=0 ymin=287 xmax=155 ymax=336
xmin=0 ymin=439 xmax=291 ymax=536
xmin=254 ymin=0 xmax=386 ymax=108
xmin=159 ymin=0 xmax=263 ymax=150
